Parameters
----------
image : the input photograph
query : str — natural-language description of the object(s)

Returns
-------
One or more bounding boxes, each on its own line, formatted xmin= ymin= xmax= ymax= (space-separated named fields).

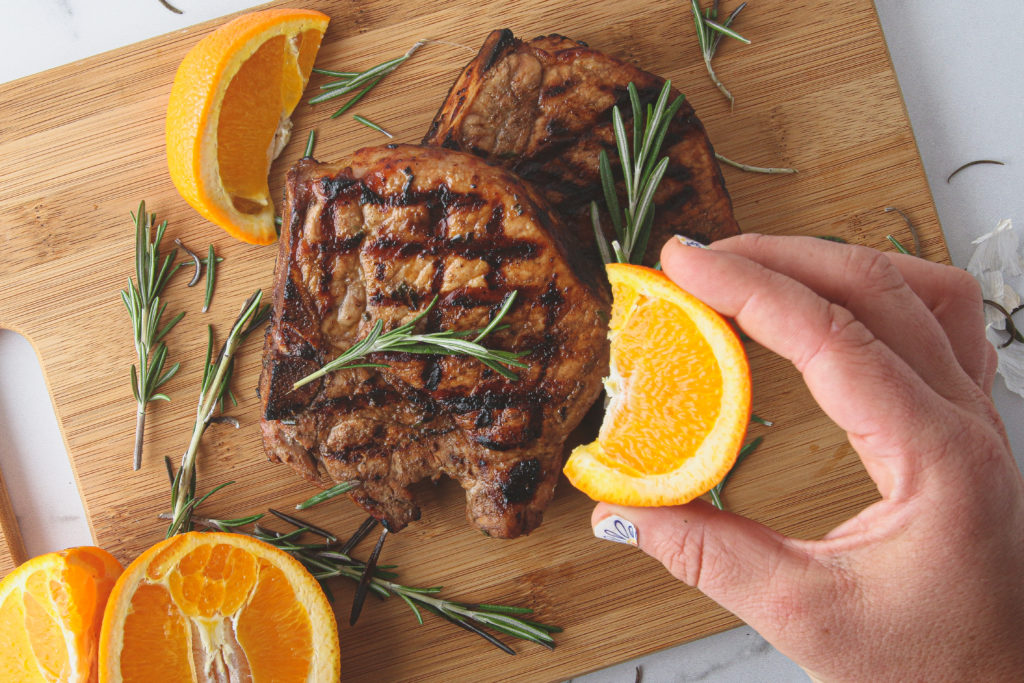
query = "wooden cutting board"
xmin=0 ymin=0 xmax=945 ymax=679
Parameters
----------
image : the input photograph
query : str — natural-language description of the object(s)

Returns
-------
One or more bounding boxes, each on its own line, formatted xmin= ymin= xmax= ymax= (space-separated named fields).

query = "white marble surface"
xmin=0 ymin=1 xmax=1021 ymax=681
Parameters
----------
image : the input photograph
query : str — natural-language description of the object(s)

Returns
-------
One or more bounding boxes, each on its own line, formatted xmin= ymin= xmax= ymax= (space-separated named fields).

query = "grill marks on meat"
xmin=259 ymin=145 xmax=609 ymax=538
xmin=423 ymin=29 xmax=741 ymax=265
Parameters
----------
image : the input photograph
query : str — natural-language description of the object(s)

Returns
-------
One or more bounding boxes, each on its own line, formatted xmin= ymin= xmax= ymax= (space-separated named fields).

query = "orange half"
xmin=564 ymin=263 xmax=751 ymax=506
xmin=166 ymin=9 xmax=329 ymax=244
xmin=98 ymin=532 xmax=339 ymax=682
xmin=0 ymin=546 xmax=123 ymax=682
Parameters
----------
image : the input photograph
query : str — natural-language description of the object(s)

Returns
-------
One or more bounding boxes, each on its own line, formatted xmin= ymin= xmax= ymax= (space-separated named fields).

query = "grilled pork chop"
xmin=259 ymin=144 xmax=609 ymax=538
xmin=423 ymin=29 xmax=740 ymax=264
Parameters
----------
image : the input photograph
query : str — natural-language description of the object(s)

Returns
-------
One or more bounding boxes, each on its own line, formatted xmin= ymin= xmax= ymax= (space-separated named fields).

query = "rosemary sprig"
xmin=293 ymin=291 xmax=528 ymax=389
xmin=591 ymin=80 xmax=685 ymax=265
xmin=311 ymin=41 xmax=425 ymax=118
xmin=121 ymin=201 xmax=185 ymax=471
xmin=691 ymin=0 xmax=750 ymax=105
xmin=170 ymin=511 xmax=561 ymax=653
xmin=165 ymin=291 xmax=270 ymax=537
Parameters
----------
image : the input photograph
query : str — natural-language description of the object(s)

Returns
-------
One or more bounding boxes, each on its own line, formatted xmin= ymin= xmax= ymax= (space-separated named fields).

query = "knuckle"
xmin=794 ymin=301 xmax=872 ymax=372
xmin=848 ymin=246 xmax=905 ymax=295
xmin=950 ymin=266 xmax=983 ymax=303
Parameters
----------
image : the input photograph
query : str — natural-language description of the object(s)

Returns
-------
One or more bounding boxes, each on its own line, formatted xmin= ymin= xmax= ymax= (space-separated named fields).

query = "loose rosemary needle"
xmin=591 ymin=80 xmax=685 ymax=265
xmin=201 ymin=244 xmax=216 ymax=313
xmin=293 ymin=291 xmax=528 ymax=389
xmin=947 ymin=159 xmax=1005 ymax=183
xmin=121 ymin=201 xmax=185 ymax=471
xmin=303 ymin=129 xmax=317 ymax=158
xmin=353 ymin=114 xmax=393 ymax=138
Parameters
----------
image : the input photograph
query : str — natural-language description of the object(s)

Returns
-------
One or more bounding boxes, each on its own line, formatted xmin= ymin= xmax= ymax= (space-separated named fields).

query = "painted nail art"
xmin=675 ymin=235 xmax=708 ymax=249
xmin=593 ymin=514 xmax=638 ymax=546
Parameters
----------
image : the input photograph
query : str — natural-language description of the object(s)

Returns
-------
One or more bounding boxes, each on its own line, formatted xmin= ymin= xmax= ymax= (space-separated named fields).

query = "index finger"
xmin=660 ymin=236 xmax=967 ymax=498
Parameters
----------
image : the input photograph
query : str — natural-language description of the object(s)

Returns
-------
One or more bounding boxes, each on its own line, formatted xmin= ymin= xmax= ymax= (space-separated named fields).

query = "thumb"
xmin=592 ymin=501 xmax=833 ymax=634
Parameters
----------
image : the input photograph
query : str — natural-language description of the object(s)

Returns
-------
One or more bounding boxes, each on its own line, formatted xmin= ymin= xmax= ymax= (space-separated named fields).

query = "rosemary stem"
xmin=714 ymin=153 xmax=797 ymax=174
xmin=704 ymin=54 xmax=734 ymax=106
xmin=132 ymin=408 xmax=146 ymax=471
xmin=171 ymin=419 xmax=206 ymax=526
xmin=131 ymin=270 xmax=152 ymax=471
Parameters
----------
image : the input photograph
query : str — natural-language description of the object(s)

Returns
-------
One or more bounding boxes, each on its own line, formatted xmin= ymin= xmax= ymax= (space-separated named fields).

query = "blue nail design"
xmin=675 ymin=235 xmax=708 ymax=249
xmin=593 ymin=514 xmax=638 ymax=546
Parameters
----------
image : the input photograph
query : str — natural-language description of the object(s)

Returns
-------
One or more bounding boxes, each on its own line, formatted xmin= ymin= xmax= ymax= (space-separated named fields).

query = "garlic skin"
xmin=967 ymin=219 xmax=1024 ymax=396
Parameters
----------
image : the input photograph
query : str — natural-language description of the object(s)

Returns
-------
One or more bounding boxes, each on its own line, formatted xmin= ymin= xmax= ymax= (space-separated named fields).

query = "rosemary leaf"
xmin=883 ymin=207 xmax=922 ymax=257
xmin=709 ymin=435 xmax=764 ymax=510
xmin=887 ymin=235 xmax=910 ymax=255
xmin=303 ymin=129 xmax=316 ymax=158
xmin=175 ymin=238 xmax=203 ymax=287
xmin=202 ymin=245 xmax=216 ymax=313
xmin=296 ymin=480 xmax=362 ymax=510
xmin=353 ymin=114 xmax=393 ymax=138
xmin=267 ymin=508 xmax=337 ymax=543
xmin=591 ymin=202 xmax=614 ymax=265
xmin=329 ymin=75 xmax=383 ymax=119
xmin=398 ymin=591 xmax=425 ymax=624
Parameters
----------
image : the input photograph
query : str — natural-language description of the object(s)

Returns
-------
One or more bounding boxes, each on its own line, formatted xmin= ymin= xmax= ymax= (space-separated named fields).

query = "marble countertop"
xmin=1 ymin=1 xmax=1021 ymax=681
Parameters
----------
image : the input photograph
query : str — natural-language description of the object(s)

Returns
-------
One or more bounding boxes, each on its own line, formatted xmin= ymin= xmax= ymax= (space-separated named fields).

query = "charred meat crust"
xmin=422 ymin=29 xmax=741 ymax=266
xmin=260 ymin=145 xmax=609 ymax=538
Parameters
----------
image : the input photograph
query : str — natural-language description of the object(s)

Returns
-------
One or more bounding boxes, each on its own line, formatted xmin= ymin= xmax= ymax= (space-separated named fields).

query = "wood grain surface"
xmin=0 ymin=0 xmax=945 ymax=679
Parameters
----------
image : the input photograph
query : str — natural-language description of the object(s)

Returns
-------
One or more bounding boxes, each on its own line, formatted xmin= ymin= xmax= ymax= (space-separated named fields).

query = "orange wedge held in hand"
xmin=166 ymin=9 xmax=329 ymax=245
xmin=98 ymin=532 xmax=339 ymax=682
xmin=564 ymin=263 xmax=751 ymax=506
xmin=0 ymin=546 xmax=123 ymax=682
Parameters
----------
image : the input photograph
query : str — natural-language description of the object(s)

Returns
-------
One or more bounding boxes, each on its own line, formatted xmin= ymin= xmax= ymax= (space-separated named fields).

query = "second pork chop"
xmin=259 ymin=144 xmax=609 ymax=538
xmin=423 ymin=29 xmax=741 ymax=265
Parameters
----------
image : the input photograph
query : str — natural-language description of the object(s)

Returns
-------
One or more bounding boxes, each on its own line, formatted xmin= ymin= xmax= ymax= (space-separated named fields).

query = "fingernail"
xmin=593 ymin=514 xmax=638 ymax=547
xmin=675 ymin=235 xmax=708 ymax=249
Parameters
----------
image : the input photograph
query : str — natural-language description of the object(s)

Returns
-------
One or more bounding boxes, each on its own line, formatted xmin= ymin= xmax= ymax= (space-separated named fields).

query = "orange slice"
xmin=0 ymin=546 xmax=123 ymax=682
xmin=564 ymin=263 xmax=751 ymax=506
xmin=166 ymin=9 xmax=330 ymax=245
xmin=98 ymin=532 xmax=338 ymax=682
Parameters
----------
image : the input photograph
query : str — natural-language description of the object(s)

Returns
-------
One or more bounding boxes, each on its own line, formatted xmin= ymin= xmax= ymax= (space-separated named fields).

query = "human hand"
xmin=592 ymin=234 xmax=1024 ymax=681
